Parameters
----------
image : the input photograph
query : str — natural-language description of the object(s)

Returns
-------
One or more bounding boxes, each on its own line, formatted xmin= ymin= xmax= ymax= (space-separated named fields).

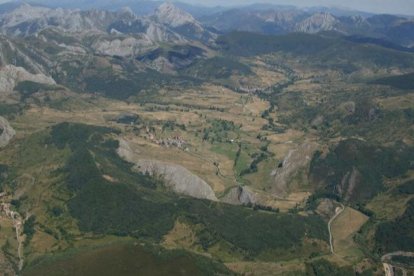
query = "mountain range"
xmin=0 ymin=1 xmax=414 ymax=275
xmin=1 ymin=1 xmax=414 ymax=48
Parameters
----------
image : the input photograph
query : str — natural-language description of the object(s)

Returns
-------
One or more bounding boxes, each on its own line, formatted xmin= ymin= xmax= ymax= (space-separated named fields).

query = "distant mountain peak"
xmin=154 ymin=1 xmax=198 ymax=28
xmin=119 ymin=6 xmax=134 ymax=16
xmin=296 ymin=12 xmax=339 ymax=33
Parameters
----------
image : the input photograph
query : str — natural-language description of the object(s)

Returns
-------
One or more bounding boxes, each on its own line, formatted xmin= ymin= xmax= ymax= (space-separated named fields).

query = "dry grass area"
xmin=0 ymin=216 xmax=18 ymax=269
xmin=284 ymin=80 xmax=321 ymax=94
xmin=226 ymin=261 xmax=306 ymax=276
xmin=0 ymin=249 xmax=15 ymax=275
xmin=331 ymin=207 xmax=368 ymax=262
xmin=161 ymin=85 xmax=269 ymax=125
xmin=252 ymin=190 xmax=311 ymax=211
xmin=29 ymin=231 xmax=59 ymax=256
xmin=366 ymin=193 xmax=414 ymax=221
xmin=6 ymin=78 xmax=318 ymax=209
xmin=162 ymin=220 xmax=203 ymax=253
xmin=266 ymin=130 xmax=307 ymax=158
xmin=245 ymin=67 xmax=287 ymax=88
xmin=0 ymin=217 xmax=15 ymax=246
xmin=3 ymin=78 xmax=322 ymax=213
xmin=120 ymin=135 xmax=236 ymax=194
xmin=375 ymin=93 xmax=414 ymax=110
xmin=7 ymin=86 xmax=269 ymax=198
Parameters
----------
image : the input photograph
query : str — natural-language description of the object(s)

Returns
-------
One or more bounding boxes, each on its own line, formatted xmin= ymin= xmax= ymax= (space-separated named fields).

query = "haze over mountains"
xmin=0 ymin=1 xmax=414 ymax=275
xmin=1 ymin=1 xmax=414 ymax=48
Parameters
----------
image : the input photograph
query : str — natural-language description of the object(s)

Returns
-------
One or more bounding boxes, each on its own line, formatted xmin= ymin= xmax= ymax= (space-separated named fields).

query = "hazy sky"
xmin=1 ymin=0 xmax=414 ymax=15
xmin=184 ymin=0 xmax=414 ymax=15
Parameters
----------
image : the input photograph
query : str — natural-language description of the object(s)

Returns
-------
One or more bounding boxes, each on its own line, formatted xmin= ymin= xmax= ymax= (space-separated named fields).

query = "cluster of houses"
xmin=145 ymin=127 xmax=187 ymax=149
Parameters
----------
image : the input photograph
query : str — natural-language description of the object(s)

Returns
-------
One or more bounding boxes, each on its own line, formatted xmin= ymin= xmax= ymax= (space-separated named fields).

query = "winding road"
xmin=382 ymin=251 xmax=414 ymax=276
xmin=328 ymin=203 xmax=345 ymax=254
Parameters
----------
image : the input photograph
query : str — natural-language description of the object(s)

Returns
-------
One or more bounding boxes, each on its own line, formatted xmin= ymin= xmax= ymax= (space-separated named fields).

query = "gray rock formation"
xmin=0 ymin=65 xmax=56 ymax=95
xmin=134 ymin=160 xmax=218 ymax=201
xmin=154 ymin=2 xmax=202 ymax=30
xmin=0 ymin=3 xmax=130 ymax=36
xmin=92 ymin=36 xmax=154 ymax=57
xmin=153 ymin=2 xmax=216 ymax=42
xmin=0 ymin=116 xmax=15 ymax=148
xmin=117 ymin=139 xmax=218 ymax=201
xmin=222 ymin=186 xmax=257 ymax=205
xmin=0 ymin=2 xmax=210 ymax=45
xmin=339 ymin=167 xmax=361 ymax=202
xmin=295 ymin=13 xmax=339 ymax=33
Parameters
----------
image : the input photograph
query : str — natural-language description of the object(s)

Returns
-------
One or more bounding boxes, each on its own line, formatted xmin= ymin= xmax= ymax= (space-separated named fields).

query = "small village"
xmin=145 ymin=126 xmax=188 ymax=149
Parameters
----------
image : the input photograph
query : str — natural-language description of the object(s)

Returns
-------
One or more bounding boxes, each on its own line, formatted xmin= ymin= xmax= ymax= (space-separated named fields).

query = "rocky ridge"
xmin=133 ymin=159 xmax=218 ymax=201
xmin=0 ymin=2 xmax=213 ymax=44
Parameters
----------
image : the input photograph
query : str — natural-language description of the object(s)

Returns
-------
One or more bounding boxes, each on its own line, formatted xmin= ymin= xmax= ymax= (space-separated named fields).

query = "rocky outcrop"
xmin=0 ymin=2 xmax=210 ymax=45
xmin=92 ymin=36 xmax=154 ymax=57
xmin=0 ymin=3 xmax=126 ymax=36
xmin=0 ymin=116 xmax=15 ymax=148
xmin=339 ymin=167 xmax=361 ymax=202
xmin=222 ymin=186 xmax=257 ymax=205
xmin=117 ymin=138 xmax=136 ymax=163
xmin=154 ymin=3 xmax=201 ymax=30
xmin=117 ymin=139 xmax=217 ymax=201
xmin=134 ymin=160 xmax=218 ymax=201
xmin=153 ymin=3 xmax=215 ymax=42
xmin=271 ymin=142 xmax=318 ymax=197
xmin=0 ymin=65 xmax=56 ymax=95
xmin=296 ymin=13 xmax=339 ymax=33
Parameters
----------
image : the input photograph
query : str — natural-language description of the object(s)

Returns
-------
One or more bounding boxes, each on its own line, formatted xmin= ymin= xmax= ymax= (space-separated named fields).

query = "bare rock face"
xmin=0 ymin=65 xmax=56 ymax=95
xmin=271 ymin=142 xmax=318 ymax=197
xmin=117 ymin=138 xmax=136 ymax=163
xmin=296 ymin=13 xmax=339 ymax=33
xmin=92 ymin=36 xmax=154 ymax=57
xmin=154 ymin=2 xmax=200 ymax=29
xmin=117 ymin=139 xmax=217 ymax=201
xmin=153 ymin=2 xmax=215 ymax=42
xmin=222 ymin=186 xmax=257 ymax=205
xmin=145 ymin=21 xmax=185 ymax=43
xmin=0 ymin=3 xmax=120 ymax=36
xmin=134 ymin=160 xmax=218 ymax=201
xmin=338 ymin=167 xmax=361 ymax=202
xmin=0 ymin=116 xmax=15 ymax=148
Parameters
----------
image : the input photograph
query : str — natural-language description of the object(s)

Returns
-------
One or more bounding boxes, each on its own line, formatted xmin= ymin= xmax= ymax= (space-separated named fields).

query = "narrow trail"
xmin=11 ymin=211 xmax=25 ymax=271
xmin=328 ymin=203 xmax=345 ymax=254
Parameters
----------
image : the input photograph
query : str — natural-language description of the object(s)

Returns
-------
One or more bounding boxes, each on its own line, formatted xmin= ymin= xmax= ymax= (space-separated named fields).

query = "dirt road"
xmin=382 ymin=251 xmax=414 ymax=276
xmin=328 ymin=203 xmax=345 ymax=254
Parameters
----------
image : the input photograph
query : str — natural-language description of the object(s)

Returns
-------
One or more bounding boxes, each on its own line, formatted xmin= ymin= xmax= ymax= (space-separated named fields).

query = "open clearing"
xmin=331 ymin=207 xmax=369 ymax=261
